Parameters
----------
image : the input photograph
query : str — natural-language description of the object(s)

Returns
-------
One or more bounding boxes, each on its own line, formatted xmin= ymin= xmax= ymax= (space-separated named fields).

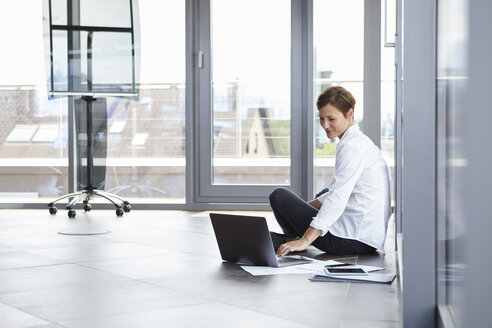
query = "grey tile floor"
xmin=0 ymin=209 xmax=401 ymax=328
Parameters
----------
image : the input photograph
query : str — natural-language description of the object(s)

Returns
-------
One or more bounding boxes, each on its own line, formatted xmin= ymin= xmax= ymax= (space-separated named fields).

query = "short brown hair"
xmin=316 ymin=86 xmax=356 ymax=116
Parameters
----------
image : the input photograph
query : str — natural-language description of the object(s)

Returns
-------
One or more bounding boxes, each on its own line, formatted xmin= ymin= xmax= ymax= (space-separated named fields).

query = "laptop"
xmin=209 ymin=213 xmax=312 ymax=267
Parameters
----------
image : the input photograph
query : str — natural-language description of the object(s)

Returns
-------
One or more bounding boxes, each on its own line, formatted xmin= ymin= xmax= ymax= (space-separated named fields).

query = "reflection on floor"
xmin=0 ymin=209 xmax=401 ymax=328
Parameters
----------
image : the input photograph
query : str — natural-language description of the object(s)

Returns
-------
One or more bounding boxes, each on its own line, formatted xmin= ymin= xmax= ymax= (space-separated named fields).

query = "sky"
xmin=0 ymin=0 xmax=369 ymax=84
xmin=0 ymin=0 xmax=394 ymax=122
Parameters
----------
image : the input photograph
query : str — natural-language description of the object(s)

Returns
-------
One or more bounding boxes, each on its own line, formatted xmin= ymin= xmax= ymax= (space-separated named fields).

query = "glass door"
xmin=195 ymin=0 xmax=305 ymax=203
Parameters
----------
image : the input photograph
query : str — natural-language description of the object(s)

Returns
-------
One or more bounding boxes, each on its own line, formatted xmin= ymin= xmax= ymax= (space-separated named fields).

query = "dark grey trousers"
xmin=269 ymin=187 xmax=376 ymax=255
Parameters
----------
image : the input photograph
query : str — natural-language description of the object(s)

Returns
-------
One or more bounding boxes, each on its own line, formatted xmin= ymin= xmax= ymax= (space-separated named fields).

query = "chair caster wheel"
xmin=116 ymin=208 xmax=124 ymax=217
xmin=84 ymin=204 xmax=92 ymax=212
xmin=49 ymin=207 xmax=57 ymax=215
xmin=68 ymin=210 xmax=76 ymax=219
xmin=123 ymin=204 xmax=131 ymax=213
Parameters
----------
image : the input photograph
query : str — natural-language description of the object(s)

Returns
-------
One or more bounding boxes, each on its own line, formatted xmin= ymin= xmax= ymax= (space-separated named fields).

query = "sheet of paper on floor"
xmin=240 ymin=257 xmax=384 ymax=276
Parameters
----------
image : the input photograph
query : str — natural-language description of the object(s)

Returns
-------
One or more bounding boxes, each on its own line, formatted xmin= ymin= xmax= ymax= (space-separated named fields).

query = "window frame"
xmin=192 ymin=0 xmax=310 ymax=204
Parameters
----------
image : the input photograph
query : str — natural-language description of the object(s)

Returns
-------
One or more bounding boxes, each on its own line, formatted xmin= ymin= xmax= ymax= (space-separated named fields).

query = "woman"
xmin=270 ymin=86 xmax=391 ymax=256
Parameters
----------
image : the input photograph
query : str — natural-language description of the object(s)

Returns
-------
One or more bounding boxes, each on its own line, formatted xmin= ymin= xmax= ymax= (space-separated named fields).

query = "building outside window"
xmin=0 ymin=0 xmax=186 ymax=204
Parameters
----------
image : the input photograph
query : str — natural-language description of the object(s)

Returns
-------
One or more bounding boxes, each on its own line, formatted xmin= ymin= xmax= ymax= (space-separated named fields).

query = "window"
xmin=211 ymin=0 xmax=291 ymax=185
xmin=436 ymin=0 xmax=468 ymax=324
xmin=0 ymin=0 xmax=186 ymax=204
xmin=102 ymin=0 xmax=186 ymax=203
xmin=381 ymin=0 xmax=396 ymax=201
xmin=313 ymin=0 xmax=365 ymax=193
xmin=0 ymin=1 xmax=69 ymax=202
xmin=1 ymin=0 xmax=385 ymax=208
xmin=194 ymin=0 xmax=305 ymax=203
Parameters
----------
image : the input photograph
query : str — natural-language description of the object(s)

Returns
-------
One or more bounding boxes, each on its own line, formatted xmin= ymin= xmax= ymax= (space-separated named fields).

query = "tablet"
xmin=324 ymin=267 xmax=368 ymax=276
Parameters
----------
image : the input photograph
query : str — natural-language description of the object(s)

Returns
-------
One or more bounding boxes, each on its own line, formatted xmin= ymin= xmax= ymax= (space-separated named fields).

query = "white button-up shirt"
xmin=310 ymin=124 xmax=391 ymax=251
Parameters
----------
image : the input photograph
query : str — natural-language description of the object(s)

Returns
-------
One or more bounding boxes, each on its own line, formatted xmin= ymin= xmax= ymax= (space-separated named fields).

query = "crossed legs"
xmin=269 ymin=187 xmax=376 ymax=255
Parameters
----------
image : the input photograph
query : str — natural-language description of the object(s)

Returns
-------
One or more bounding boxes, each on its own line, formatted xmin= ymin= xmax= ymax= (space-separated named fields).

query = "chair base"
xmin=48 ymin=189 xmax=131 ymax=219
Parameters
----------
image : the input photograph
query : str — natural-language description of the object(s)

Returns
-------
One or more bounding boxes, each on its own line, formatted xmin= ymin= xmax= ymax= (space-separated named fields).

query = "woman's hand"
xmin=276 ymin=238 xmax=310 ymax=257
xmin=276 ymin=227 xmax=323 ymax=257
xmin=308 ymin=199 xmax=322 ymax=210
